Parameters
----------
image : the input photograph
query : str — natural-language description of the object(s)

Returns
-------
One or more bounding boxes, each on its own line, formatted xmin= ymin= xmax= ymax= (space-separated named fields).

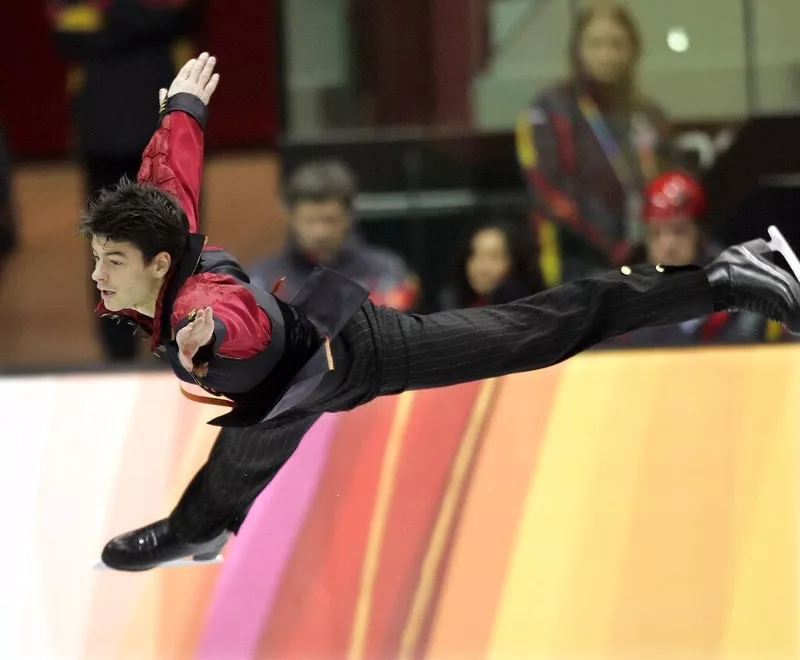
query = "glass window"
xmin=752 ymin=0 xmax=800 ymax=115
xmin=628 ymin=0 xmax=748 ymax=121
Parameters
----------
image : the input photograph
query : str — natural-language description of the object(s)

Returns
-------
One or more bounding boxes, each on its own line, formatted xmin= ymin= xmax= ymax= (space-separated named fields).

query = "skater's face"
xmin=467 ymin=228 xmax=512 ymax=296
xmin=289 ymin=200 xmax=352 ymax=264
xmin=91 ymin=236 xmax=171 ymax=315
xmin=579 ymin=12 xmax=636 ymax=85
xmin=645 ymin=218 xmax=700 ymax=267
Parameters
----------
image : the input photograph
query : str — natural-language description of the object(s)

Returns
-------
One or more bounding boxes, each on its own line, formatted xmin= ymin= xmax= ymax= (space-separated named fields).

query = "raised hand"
xmin=175 ymin=306 xmax=215 ymax=373
xmin=159 ymin=52 xmax=220 ymax=108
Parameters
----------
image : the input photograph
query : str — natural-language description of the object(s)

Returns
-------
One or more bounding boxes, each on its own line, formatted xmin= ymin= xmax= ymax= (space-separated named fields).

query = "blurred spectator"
xmin=47 ymin=0 xmax=205 ymax=361
xmin=0 ymin=122 xmax=17 ymax=280
xmin=250 ymin=161 xmax=419 ymax=311
xmin=516 ymin=1 xmax=679 ymax=288
xmin=639 ymin=170 xmax=716 ymax=266
xmin=614 ymin=170 xmax=792 ymax=346
xmin=438 ymin=219 xmax=543 ymax=310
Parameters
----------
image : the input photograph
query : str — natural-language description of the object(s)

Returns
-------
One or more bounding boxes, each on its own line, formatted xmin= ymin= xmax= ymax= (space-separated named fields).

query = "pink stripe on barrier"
xmin=196 ymin=413 xmax=339 ymax=660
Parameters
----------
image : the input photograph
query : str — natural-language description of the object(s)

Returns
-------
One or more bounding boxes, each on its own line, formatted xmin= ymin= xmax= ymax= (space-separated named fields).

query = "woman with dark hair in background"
xmin=516 ymin=1 xmax=679 ymax=288
xmin=438 ymin=220 xmax=543 ymax=310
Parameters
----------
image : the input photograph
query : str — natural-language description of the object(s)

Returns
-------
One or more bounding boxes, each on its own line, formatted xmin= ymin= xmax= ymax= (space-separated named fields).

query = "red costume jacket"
xmin=96 ymin=95 xmax=369 ymax=426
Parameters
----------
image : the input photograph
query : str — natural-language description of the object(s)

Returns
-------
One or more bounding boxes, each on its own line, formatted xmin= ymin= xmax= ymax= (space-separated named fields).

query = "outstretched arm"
xmin=172 ymin=274 xmax=273 ymax=374
xmin=161 ymin=57 xmax=274 ymax=370
xmin=137 ymin=53 xmax=219 ymax=233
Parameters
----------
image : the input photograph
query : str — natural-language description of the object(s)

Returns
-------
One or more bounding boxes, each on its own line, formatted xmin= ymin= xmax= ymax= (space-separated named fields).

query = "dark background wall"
xmin=0 ymin=0 xmax=281 ymax=157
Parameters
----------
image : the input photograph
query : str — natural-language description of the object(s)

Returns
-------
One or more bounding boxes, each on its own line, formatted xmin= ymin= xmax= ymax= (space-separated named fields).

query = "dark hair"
xmin=448 ymin=219 xmax=543 ymax=307
xmin=284 ymin=160 xmax=358 ymax=210
xmin=77 ymin=176 xmax=189 ymax=264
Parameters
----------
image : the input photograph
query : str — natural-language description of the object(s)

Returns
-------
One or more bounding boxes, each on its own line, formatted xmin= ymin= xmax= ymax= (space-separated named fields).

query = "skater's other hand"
xmin=176 ymin=306 xmax=215 ymax=373
xmin=162 ymin=52 xmax=220 ymax=107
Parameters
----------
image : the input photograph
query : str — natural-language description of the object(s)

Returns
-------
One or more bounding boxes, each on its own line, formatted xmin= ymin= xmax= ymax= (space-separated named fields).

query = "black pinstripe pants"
xmin=169 ymin=264 xmax=713 ymax=539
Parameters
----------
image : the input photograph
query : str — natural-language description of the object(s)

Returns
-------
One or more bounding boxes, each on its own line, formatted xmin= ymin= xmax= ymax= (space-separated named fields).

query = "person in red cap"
xmin=641 ymin=170 xmax=713 ymax=268
xmin=616 ymin=170 xmax=795 ymax=346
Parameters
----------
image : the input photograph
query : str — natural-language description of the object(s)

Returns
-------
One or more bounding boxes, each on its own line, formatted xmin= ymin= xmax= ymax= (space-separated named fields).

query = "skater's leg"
xmin=375 ymin=264 xmax=713 ymax=394
xmin=101 ymin=412 xmax=321 ymax=570
xmin=169 ymin=412 xmax=322 ymax=539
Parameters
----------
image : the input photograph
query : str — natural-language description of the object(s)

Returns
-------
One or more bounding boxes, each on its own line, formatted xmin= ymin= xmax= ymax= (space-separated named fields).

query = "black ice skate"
xmin=705 ymin=225 xmax=800 ymax=333
xmin=95 ymin=518 xmax=230 ymax=572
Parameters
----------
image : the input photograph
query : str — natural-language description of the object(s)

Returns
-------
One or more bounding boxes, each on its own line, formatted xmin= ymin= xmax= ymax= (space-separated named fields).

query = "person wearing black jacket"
xmin=92 ymin=54 xmax=800 ymax=572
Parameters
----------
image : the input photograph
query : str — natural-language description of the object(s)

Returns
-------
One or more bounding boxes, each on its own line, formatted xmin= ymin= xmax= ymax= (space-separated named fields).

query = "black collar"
xmin=158 ymin=233 xmax=207 ymax=343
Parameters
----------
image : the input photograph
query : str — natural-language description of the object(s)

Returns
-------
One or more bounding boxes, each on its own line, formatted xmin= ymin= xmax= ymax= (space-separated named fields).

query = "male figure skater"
xmin=90 ymin=54 xmax=800 ymax=571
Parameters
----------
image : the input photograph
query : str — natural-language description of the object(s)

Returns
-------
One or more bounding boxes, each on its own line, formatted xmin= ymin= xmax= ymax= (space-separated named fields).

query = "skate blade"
xmin=92 ymin=554 xmax=223 ymax=571
xmin=767 ymin=225 xmax=800 ymax=283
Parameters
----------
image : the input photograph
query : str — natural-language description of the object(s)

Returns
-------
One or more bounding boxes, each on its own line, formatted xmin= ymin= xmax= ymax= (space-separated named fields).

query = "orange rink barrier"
xmin=0 ymin=343 xmax=797 ymax=659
